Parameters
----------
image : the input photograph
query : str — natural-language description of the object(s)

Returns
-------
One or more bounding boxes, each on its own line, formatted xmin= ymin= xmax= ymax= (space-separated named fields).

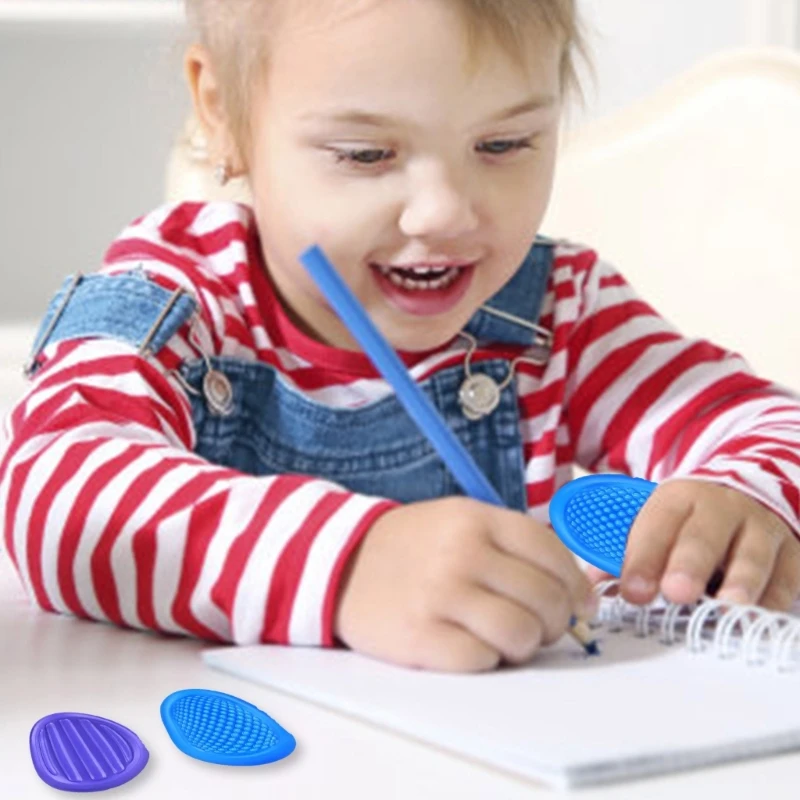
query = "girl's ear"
xmin=183 ymin=43 xmax=244 ymax=175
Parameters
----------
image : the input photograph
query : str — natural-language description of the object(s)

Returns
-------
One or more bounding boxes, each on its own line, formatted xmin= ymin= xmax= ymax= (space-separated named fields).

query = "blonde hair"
xmin=185 ymin=0 xmax=589 ymax=158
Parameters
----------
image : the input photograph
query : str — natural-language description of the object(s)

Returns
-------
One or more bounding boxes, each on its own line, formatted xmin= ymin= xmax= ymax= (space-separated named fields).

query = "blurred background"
xmin=0 ymin=0 xmax=799 ymax=323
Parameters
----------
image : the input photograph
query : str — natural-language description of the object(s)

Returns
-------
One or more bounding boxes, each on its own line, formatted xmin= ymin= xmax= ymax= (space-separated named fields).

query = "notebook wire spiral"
xmin=592 ymin=579 xmax=800 ymax=672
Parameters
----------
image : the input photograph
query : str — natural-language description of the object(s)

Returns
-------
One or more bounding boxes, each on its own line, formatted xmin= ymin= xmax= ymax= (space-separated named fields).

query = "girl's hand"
xmin=587 ymin=480 xmax=800 ymax=611
xmin=334 ymin=497 xmax=595 ymax=673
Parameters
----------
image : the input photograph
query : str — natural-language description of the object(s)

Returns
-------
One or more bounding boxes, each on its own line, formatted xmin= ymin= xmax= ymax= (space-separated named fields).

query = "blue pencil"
xmin=298 ymin=245 xmax=598 ymax=657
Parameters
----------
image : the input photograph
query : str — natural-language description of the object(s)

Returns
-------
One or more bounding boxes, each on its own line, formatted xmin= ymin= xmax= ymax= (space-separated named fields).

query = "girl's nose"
xmin=398 ymin=166 xmax=479 ymax=240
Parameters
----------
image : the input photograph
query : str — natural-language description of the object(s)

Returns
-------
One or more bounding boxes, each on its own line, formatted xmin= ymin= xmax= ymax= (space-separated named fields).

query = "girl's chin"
xmin=377 ymin=317 xmax=468 ymax=354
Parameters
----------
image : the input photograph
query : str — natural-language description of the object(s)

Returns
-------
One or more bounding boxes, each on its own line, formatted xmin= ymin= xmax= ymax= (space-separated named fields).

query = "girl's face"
xmin=247 ymin=0 xmax=563 ymax=352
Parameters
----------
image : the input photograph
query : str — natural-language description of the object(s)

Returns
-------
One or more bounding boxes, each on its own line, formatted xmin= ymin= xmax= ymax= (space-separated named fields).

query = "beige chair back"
xmin=544 ymin=48 xmax=800 ymax=390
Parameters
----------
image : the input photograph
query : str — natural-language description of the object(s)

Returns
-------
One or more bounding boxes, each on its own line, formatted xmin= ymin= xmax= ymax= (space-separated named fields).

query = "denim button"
xmin=203 ymin=369 xmax=234 ymax=416
xmin=458 ymin=372 xmax=502 ymax=420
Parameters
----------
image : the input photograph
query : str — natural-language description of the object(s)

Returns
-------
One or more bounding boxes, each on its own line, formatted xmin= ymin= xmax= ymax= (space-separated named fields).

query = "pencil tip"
xmin=584 ymin=640 xmax=600 ymax=657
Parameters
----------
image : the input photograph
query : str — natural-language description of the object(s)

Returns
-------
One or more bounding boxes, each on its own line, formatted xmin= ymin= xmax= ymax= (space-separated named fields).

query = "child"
xmin=2 ymin=0 xmax=799 ymax=673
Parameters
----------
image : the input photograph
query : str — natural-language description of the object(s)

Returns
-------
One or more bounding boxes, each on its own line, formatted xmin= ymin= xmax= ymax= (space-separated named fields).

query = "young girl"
xmin=3 ymin=0 xmax=799 ymax=673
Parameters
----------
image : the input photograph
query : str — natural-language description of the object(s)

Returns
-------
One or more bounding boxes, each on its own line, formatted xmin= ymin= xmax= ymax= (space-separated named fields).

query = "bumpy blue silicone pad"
xmin=160 ymin=689 xmax=296 ymax=766
xmin=549 ymin=474 xmax=657 ymax=576
xmin=29 ymin=712 xmax=149 ymax=792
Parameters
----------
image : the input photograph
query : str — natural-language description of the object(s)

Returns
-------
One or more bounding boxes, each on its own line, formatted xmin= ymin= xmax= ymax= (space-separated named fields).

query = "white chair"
xmin=543 ymin=47 xmax=800 ymax=392
xmin=165 ymin=47 xmax=800 ymax=391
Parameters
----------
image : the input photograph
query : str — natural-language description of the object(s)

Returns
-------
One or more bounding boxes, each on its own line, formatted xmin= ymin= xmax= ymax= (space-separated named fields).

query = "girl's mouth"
xmin=370 ymin=262 xmax=476 ymax=316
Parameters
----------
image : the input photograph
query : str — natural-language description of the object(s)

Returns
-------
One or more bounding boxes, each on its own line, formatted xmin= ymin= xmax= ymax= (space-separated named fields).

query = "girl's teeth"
xmin=387 ymin=268 xmax=460 ymax=290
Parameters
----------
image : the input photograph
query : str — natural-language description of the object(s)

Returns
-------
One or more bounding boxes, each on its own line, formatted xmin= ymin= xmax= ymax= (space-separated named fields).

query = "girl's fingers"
xmin=659 ymin=505 xmax=741 ymax=605
xmin=488 ymin=513 xmax=593 ymax=616
xmin=758 ymin=539 xmax=800 ymax=611
xmin=618 ymin=485 xmax=693 ymax=604
xmin=415 ymin=620 xmax=501 ymax=673
xmin=585 ymin=565 xmax=614 ymax=584
xmin=714 ymin=520 xmax=784 ymax=606
xmin=444 ymin=584 xmax=544 ymax=665
xmin=474 ymin=552 xmax=574 ymax=645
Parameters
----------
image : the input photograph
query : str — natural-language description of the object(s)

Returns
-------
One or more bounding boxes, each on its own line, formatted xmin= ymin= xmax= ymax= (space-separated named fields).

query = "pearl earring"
xmin=214 ymin=161 xmax=231 ymax=187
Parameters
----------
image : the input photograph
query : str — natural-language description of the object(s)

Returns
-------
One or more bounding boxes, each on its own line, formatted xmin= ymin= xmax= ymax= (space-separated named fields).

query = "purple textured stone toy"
xmin=30 ymin=711 xmax=149 ymax=792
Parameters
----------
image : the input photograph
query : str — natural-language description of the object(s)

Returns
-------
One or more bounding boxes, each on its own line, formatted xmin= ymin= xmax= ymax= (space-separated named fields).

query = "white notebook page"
xmin=202 ymin=623 xmax=800 ymax=789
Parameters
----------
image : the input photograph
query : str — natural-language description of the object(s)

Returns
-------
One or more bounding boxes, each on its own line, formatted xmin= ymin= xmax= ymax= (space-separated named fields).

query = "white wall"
xmin=573 ymin=0 xmax=800 ymax=123
xmin=1 ymin=0 xmax=798 ymax=322
xmin=0 ymin=3 xmax=189 ymax=323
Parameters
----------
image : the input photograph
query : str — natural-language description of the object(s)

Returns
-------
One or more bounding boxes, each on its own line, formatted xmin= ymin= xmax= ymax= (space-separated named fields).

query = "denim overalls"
xmin=27 ymin=239 xmax=555 ymax=512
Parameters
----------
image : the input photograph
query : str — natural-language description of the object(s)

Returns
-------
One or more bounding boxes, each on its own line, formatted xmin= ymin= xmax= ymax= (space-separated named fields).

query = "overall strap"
xmin=25 ymin=269 xmax=198 ymax=376
xmin=462 ymin=236 xmax=555 ymax=351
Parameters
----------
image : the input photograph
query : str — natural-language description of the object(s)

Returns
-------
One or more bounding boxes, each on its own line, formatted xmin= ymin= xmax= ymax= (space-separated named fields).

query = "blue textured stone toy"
xmin=549 ymin=474 xmax=658 ymax=576
xmin=161 ymin=689 xmax=296 ymax=767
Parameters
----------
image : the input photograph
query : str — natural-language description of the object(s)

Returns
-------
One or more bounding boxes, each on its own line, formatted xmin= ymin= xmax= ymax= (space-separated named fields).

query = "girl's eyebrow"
xmin=297 ymin=95 xmax=557 ymax=129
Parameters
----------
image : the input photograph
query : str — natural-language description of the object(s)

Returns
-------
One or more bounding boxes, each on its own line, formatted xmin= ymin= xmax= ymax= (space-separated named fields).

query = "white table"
xmin=3 ymin=555 xmax=800 ymax=799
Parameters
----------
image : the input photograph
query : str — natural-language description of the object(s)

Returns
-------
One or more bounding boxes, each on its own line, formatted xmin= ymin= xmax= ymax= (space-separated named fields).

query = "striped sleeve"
xmin=563 ymin=251 xmax=800 ymax=536
xmin=0 ymin=215 xmax=397 ymax=647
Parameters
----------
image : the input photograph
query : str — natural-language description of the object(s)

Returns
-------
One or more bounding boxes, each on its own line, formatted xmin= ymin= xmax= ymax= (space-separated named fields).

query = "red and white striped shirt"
xmin=2 ymin=201 xmax=798 ymax=645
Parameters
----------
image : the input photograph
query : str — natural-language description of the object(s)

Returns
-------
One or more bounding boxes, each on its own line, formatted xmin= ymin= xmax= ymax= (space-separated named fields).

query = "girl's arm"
xmin=1 ymin=301 xmax=397 ymax=648
xmin=561 ymin=248 xmax=800 ymax=537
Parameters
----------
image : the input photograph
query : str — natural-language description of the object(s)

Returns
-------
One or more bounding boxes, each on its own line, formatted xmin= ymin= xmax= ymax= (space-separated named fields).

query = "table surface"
xmin=4 ymin=556 xmax=800 ymax=799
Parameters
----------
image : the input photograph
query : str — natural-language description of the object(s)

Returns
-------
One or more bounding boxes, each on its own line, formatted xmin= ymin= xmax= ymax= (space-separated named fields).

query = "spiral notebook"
xmin=202 ymin=582 xmax=800 ymax=789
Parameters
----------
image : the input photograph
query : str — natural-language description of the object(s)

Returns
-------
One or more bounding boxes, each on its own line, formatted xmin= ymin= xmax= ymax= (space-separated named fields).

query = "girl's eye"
xmin=476 ymin=137 xmax=537 ymax=156
xmin=329 ymin=136 xmax=537 ymax=170
xmin=333 ymin=148 xmax=395 ymax=165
